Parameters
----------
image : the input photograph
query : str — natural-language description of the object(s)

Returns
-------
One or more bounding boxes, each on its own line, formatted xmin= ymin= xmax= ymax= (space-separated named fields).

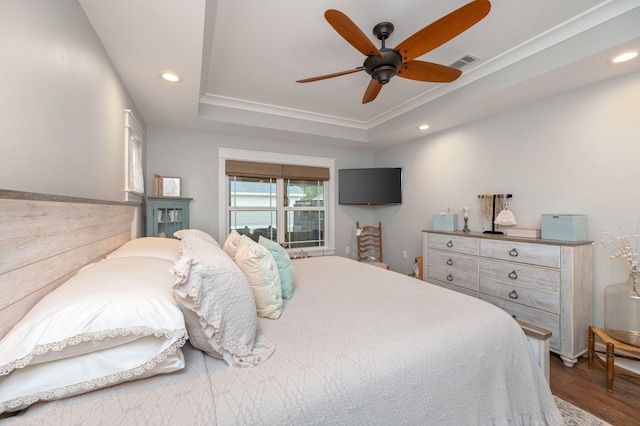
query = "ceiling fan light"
xmin=372 ymin=65 xmax=396 ymax=85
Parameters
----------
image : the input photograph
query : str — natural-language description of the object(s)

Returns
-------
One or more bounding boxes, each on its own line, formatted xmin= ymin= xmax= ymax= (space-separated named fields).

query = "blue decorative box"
xmin=541 ymin=214 xmax=588 ymax=241
xmin=433 ymin=213 xmax=459 ymax=232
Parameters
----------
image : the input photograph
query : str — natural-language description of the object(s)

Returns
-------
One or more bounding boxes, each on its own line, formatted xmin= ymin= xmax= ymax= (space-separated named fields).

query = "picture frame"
xmin=161 ymin=176 xmax=182 ymax=197
xmin=153 ymin=174 xmax=182 ymax=197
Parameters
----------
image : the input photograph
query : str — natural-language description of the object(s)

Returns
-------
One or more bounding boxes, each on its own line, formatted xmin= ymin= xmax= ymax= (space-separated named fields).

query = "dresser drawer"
xmin=428 ymin=234 xmax=479 ymax=255
xmin=430 ymin=280 xmax=479 ymax=299
xmin=479 ymin=259 xmax=560 ymax=294
xmin=428 ymin=264 xmax=479 ymax=292
xmin=480 ymin=277 xmax=559 ymax=314
xmin=480 ymin=294 xmax=560 ymax=350
xmin=428 ymin=250 xmax=478 ymax=274
xmin=480 ymin=239 xmax=560 ymax=268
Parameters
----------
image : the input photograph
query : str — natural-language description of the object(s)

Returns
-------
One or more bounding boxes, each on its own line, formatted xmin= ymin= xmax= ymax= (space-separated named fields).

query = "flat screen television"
xmin=339 ymin=168 xmax=402 ymax=205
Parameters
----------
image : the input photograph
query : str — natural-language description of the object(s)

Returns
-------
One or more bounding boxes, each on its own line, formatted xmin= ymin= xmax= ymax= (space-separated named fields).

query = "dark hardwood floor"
xmin=549 ymin=353 xmax=640 ymax=426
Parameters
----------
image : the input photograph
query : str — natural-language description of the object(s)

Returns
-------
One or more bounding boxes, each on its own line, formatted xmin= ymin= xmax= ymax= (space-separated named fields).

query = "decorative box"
xmin=506 ymin=228 xmax=541 ymax=239
xmin=433 ymin=213 xmax=458 ymax=232
xmin=541 ymin=214 xmax=588 ymax=241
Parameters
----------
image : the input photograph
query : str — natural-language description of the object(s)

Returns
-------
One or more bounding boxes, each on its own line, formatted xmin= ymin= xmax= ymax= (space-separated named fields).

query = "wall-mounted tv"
xmin=339 ymin=168 xmax=402 ymax=205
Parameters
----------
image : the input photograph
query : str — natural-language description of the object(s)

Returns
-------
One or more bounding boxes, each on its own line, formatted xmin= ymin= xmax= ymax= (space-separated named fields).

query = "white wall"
xmin=146 ymin=127 xmax=376 ymax=257
xmin=375 ymin=70 xmax=640 ymax=327
xmin=0 ymin=0 xmax=144 ymax=204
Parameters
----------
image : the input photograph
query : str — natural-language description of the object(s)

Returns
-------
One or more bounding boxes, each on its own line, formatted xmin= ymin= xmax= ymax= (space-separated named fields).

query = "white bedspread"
xmin=4 ymin=256 xmax=562 ymax=425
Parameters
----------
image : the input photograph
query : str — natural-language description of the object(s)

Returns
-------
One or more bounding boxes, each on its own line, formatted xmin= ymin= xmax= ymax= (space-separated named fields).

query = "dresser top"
xmin=422 ymin=230 xmax=593 ymax=247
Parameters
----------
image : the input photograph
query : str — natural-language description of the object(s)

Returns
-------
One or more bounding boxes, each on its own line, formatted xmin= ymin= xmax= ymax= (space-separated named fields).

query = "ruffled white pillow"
xmin=234 ymin=236 xmax=283 ymax=319
xmin=106 ymin=237 xmax=181 ymax=261
xmin=172 ymin=235 xmax=275 ymax=367
xmin=0 ymin=256 xmax=187 ymax=413
xmin=173 ymin=229 xmax=221 ymax=247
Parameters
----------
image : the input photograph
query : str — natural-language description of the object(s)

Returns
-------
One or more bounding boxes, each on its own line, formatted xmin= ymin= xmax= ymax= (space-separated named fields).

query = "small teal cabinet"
xmin=146 ymin=196 xmax=192 ymax=238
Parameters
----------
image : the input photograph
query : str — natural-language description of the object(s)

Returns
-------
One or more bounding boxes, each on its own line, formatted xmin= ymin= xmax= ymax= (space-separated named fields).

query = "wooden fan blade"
xmin=297 ymin=67 xmax=364 ymax=83
xmin=395 ymin=0 xmax=491 ymax=63
xmin=362 ymin=79 xmax=383 ymax=104
xmin=325 ymin=9 xmax=383 ymax=58
xmin=397 ymin=60 xmax=462 ymax=82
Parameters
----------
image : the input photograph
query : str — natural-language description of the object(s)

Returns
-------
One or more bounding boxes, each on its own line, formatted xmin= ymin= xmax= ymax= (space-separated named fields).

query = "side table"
xmin=588 ymin=326 xmax=640 ymax=391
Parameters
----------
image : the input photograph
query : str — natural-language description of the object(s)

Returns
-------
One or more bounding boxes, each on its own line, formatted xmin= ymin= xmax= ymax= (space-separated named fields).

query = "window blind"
xmin=226 ymin=160 xmax=329 ymax=181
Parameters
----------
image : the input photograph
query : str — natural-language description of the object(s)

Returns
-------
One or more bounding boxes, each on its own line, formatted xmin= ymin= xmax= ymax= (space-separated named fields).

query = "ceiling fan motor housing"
xmin=364 ymin=48 xmax=402 ymax=84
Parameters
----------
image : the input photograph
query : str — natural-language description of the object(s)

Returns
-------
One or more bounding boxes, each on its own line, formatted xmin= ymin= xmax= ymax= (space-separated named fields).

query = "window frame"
xmin=283 ymin=178 xmax=325 ymax=249
xmin=218 ymin=148 xmax=335 ymax=256
xmin=124 ymin=110 xmax=145 ymax=202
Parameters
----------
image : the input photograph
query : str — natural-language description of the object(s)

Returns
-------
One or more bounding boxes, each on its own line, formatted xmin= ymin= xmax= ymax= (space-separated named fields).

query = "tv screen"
xmin=339 ymin=168 xmax=402 ymax=205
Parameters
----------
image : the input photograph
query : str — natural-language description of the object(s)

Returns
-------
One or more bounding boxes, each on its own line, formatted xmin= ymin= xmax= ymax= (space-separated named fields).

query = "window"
xmin=227 ymin=176 xmax=325 ymax=249
xmin=228 ymin=176 xmax=278 ymax=240
xmin=284 ymin=179 xmax=324 ymax=249
xmin=125 ymin=110 xmax=145 ymax=196
xmin=219 ymin=148 xmax=335 ymax=256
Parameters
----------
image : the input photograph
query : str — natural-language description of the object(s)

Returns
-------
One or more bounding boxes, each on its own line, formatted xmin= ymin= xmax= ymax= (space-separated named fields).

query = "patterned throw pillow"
xmin=258 ymin=236 xmax=294 ymax=299
xmin=234 ymin=236 xmax=283 ymax=319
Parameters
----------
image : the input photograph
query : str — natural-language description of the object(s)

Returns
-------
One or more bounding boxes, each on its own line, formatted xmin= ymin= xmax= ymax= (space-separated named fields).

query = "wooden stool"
xmin=588 ymin=326 xmax=640 ymax=391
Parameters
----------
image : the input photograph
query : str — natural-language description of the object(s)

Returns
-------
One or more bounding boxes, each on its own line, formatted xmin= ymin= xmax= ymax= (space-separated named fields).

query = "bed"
xmin=0 ymin=191 xmax=563 ymax=425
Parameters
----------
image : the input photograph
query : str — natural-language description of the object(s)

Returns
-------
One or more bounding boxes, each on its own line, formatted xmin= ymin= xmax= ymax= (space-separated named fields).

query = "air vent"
xmin=450 ymin=54 xmax=479 ymax=70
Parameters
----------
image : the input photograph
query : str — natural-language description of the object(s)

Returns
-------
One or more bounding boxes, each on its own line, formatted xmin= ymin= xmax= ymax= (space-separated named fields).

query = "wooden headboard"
xmin=0 ymin=190 xmax=137 ymax=339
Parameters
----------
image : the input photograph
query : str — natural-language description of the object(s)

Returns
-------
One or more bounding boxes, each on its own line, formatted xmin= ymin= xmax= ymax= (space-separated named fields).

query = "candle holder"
xmin=463 ymin=217 xmax=470 ymax=232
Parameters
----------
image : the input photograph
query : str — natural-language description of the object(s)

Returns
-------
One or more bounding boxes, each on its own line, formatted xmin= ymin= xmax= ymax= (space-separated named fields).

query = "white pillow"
xmin=234 ymin=236 xmax=283 ymax=319
xmin=222 ymin=230 xmax=243 ymax=259
xmin=106 ymin=237 xmax=181 ymax=261
xmin=173 ymin=229 xmax=220 ymax=247
xmin=258 ymin=236 xmax=294 ymax=299
xmin=0 ymin=257 xmax=188 ymax=414
xmin=172 ymin=235 xmax=275 ymax=367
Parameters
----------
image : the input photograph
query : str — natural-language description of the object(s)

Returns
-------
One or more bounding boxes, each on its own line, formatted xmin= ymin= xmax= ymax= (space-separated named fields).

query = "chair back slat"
xmin=356 ymin=221 xmax=384 ymax=263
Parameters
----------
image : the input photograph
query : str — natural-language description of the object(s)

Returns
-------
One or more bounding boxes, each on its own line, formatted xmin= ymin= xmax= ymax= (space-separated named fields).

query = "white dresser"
xmin=423 ymin=230 xmax=593 ymax=367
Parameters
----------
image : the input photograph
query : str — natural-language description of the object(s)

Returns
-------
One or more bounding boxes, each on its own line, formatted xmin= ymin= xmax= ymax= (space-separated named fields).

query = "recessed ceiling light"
xmin=611 ymin=51 xmax=638 ymax=64
xmin=160 ymin=71 xmax=182 ymax=82
xmin=418 ymin=124 xmax=430 ymax=130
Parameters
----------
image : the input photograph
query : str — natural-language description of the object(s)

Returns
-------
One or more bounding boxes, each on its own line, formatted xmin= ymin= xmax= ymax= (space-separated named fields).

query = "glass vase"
xmin=604 ymin=271 xmax=640 ymax=347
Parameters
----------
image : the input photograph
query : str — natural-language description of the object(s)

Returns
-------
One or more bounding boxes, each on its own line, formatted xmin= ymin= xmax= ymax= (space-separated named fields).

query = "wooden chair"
xmin=588 ymin=326 xmax=640 ymax=391
xmin=409 ymin=256 xmax=423 ymax=280
xmin=356 ymin=221 xmax=389 ymax=270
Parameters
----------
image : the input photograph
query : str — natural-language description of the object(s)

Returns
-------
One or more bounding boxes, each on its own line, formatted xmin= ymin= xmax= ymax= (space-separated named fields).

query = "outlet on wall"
xmin=346 ymin=246 xmax=350 ymax=255
xmin=402 ymin=250 xmax=408 ymax=259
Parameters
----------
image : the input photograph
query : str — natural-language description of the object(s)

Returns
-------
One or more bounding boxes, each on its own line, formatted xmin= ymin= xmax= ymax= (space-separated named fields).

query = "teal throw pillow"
xmin=258 ymin=236 xmax=294 ymax=299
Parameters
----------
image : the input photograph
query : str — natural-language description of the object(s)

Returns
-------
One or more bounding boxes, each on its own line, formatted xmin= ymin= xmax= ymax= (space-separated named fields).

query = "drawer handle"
xmin=446 ymin=240 xmax=453 ymax=248
xmin=509 ymin=248 xmax=519 ymax=257
xmin=446 ymin=274 xmax=453 ymax=282
xmin=446 ymin=258 xmax=453 ymax=266
xmin=509 ymin=289 xmax=519 ymax=299
xmin=508 ymin=270 xmax=518 ymax=280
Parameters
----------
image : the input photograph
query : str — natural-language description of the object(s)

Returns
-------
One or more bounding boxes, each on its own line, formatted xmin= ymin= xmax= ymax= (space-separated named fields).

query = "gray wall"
xmin=4 ymin=0 xmax=639 ymax=328
xmin=146 ymin=127 xmax=377 ymax=260
xmin=374 ymin=70 xmax=640 ymax=327
xmin=0 ymin=0 xmax=144 ymax=203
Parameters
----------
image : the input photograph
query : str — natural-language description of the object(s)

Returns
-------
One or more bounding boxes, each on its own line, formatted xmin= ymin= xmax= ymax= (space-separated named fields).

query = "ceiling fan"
xmin=296 ymin=0 xmax=491 ymax=104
